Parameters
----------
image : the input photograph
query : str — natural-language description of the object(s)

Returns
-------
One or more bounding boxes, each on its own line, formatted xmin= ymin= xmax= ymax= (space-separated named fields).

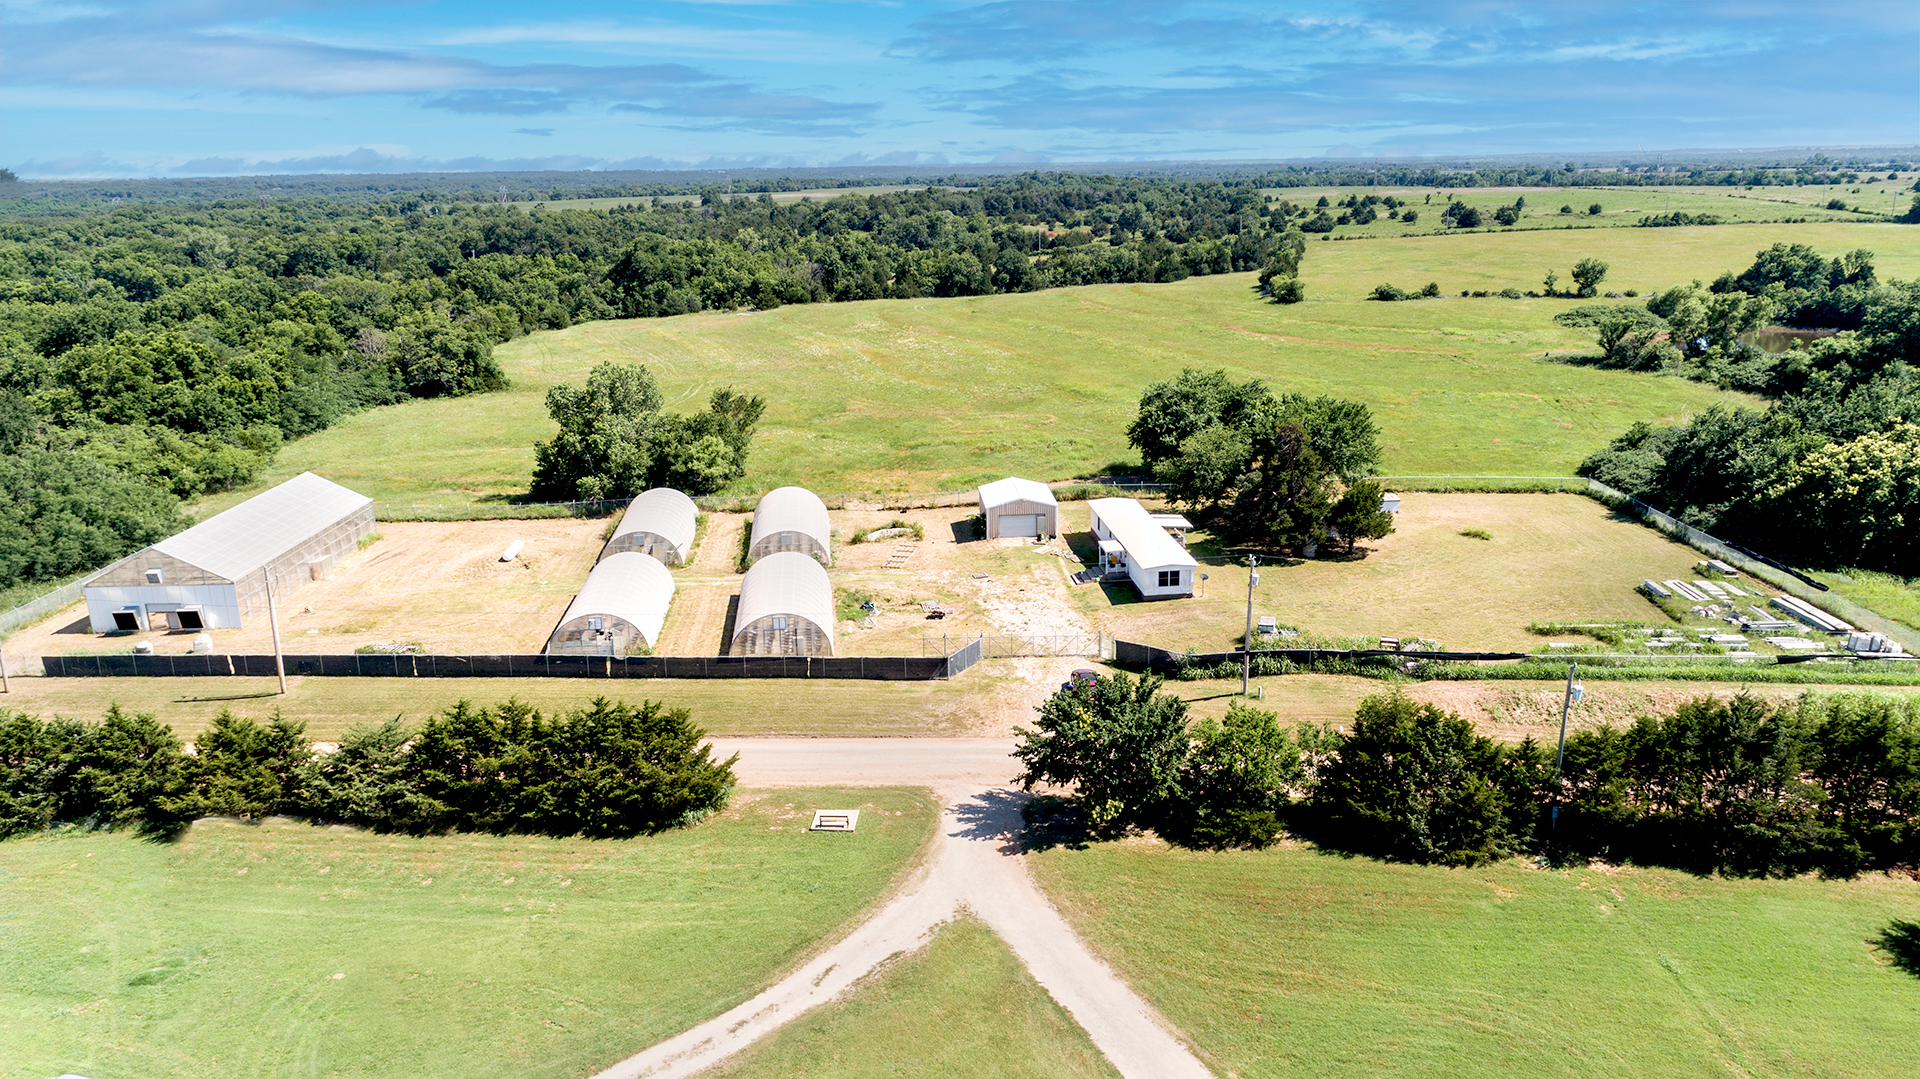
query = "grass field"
xmin=1814 ymin=569 xmax=1920 ymax=636
xmin=209 ymin=219 xmax=1920 ymax=510
xmin=0 ymin=787 xmax=936 ymax=1079
xmin=1062 ymin=492 xmax=1714 ymax=652
xmin=0 ymin=666 xmax=1057 ymax=741
xmin=1030 ymin=840 xmax=1920 ymax=1079
xmin=708 ymin=916 xmax=1120 ymax=1079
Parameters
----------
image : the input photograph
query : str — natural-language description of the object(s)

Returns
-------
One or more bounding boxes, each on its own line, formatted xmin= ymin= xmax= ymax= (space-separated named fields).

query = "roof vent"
xmin=145 ymin=567 xmax=164 ymax=584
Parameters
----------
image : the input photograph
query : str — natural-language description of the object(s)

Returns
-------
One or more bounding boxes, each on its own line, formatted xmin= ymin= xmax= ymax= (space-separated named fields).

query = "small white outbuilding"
xmin=730 ymin=551 xmax=835 ymax=656
xmin=976 ymin=477 xmax=1058 ymax=539
xmin=546 ymin=552 xmax=676 ymax=655
xmin=83 ymin=471 xmax=374 ymax=632
xmin=1087 ymin=497 xmax=1198 ymax=599
xmin=602 ymin=487 xmax=698 ymax=565
xmin=749 ymin=486 xmax=832 ymax=566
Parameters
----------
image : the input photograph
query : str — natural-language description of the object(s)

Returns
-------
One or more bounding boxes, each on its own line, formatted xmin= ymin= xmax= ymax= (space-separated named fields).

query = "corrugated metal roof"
xmin=609 ymin=488 xmax=697 ymax=556
xmin=154 ymin=472 xmax=372 ymax=582
xmin=734 ymin=551 xmax=835 ymax=650
xmin=553 ymin=551 xmax=676 ymax=647
xmin=1088 ymin=498 xmax=1198 ymax=569
xmin=750 ymin=486 xmax=831 ymax=549
xmin=977 ymin=476 xmax=1056 ymax=509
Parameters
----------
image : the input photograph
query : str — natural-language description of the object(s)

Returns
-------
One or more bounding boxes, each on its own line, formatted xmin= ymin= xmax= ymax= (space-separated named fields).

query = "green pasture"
xmin=219 ymin=220 xmax=1920 ymax=508
xmin=1031 ymin=840 xmax=1920 ymax=1079
xmin=1814 ymin=569 xmax=1920 ymax=637
xmin=0 ymin=787 xmax=935 ymax=1079
xmin=709 ymin=917 xmax=1119 ymax=1079
xmin=1258 ymin=183 xmax=1915 ymax=239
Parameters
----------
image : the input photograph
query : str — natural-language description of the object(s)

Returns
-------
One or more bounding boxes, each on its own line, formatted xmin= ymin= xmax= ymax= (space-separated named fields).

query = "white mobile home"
xmin=83 ymin=472 xmax=374 ymax=633
xmin=1086 ymin=497 xmax=1198 ymax=599
xmin=602 ymin=487 xmax=698 ymax=565
xmin=546 ymin=552 xmax=675 ymax=655
xmin=748 ymin=486 xmax=832 ymax=567
xmin=977 ymin=477 xmax=1058 ymax=539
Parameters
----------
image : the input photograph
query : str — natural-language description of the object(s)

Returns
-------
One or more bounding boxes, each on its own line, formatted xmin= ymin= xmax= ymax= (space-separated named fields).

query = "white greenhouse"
xmin=602 ymin=487 xmax=698 ymax=565
xmin=1087 ymin=497 xmax=1198 ymax=600
xmin=730 ymin=551 xmax=835 ymax=656
xmin=976 ymin=476 xmax=1058 ymax=539
xmin=748 ymin=486 xmax=832 ymax=567
xmin=546 ymin=552 xmax=676 ymax=655
xmin=83 ymin=472 xmax=375 ymax=633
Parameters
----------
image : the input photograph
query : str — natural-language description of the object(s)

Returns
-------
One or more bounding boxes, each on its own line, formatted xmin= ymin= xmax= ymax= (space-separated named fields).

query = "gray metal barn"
xmin=82 ymin=472 xmax=374 ymax=633
xmin=977 ymin=476 xmax=1057 ymax=539
xmin=546 ymin=551 xmax=676 ymax=655
xmin=602 ymin=487 xmax=698 ymax=565
xmin=729 ymin=551 xmax=835 ymax=656
xmin=748 ymin=486 xmax=832 ymax=566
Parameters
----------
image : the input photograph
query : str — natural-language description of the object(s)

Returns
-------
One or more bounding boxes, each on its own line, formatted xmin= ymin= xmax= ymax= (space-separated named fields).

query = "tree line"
xmin=1568 ymin=243 xmax=1919 ymax=575
xmin=0 ymin=697 xmax=736 ymax=840
xmin=0 ymin=174 xmax=1307 ymax=592
xmin=1016 ymin=674 xmax=1920 ymax=876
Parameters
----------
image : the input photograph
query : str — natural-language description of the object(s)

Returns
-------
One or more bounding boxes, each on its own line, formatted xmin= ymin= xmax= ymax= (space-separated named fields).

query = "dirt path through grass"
xmin=595 ymin=739 xmax=1212 ymax=1079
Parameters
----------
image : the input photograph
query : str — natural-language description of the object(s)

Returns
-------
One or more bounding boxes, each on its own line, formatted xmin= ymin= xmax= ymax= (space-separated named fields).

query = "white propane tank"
xmin=193 ymin=633 xmax=214 ymax=654
xmin=500 ymin=540 xmax=525 ymax=562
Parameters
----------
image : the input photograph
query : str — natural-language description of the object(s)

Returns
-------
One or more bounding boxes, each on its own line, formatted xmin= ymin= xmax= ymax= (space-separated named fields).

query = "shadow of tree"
xmin=1010 ymin=794 xmax=1095 ymax=853
xmin=1874 ymin=920 xmax=1920 ymax=979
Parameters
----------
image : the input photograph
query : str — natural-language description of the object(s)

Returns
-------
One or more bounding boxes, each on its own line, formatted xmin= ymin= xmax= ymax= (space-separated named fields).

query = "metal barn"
xmin=729 ymin=551 xmax=835 ymax=656
xmin=977 ymin=477 xmax=1058 ymax=539
xmin=546 ymin=552 xmax=676 ymax=655
xmin=1087 ymin=497 xmax=1198 ymax=599
xmin=748 ymin=486 xmax=832 ymax=567
xmin=602 ymin=487 xmax=698 ymax=565
xmin=83 ymin=472 xmax=375 ymax=633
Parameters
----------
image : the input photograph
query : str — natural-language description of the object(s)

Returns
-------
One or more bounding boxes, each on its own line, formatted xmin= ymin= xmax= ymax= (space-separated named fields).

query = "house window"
xmin=1157 ymin=569 xmax=1182 ymax=589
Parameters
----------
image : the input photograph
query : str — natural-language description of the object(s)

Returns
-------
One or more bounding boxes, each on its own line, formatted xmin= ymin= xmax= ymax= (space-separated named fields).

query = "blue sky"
xmin=4 ymin=0 xmax=1917 ymax=178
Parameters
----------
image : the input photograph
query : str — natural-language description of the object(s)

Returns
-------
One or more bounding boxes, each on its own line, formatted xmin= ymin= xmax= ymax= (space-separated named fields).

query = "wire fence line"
xmin=374 ymin=481 xmax=1176 ymax=521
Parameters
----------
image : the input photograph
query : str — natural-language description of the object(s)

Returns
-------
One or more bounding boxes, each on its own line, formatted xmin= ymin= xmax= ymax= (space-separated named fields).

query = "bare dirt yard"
xmin=12 ymin=518 xmax=610 ymax=657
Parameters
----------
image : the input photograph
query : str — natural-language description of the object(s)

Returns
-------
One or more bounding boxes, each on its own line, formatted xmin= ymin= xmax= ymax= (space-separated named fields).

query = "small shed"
xmin=977 ymin=477 xmax=1058 ymax=539
xmin=730 ymin=551 xmax=835 ymax=656
xmin=83 ymin=472 xmax=374 ymax=632
xmin=1086 ymin=498 xmax=1198 ymax=599
xmin=749 ymin=486 xmax=832 ymax=566
xmin=603 ymin=487 xmax=698 ymax=565
xmin=546 ymin=552 xmax=676 ymax=655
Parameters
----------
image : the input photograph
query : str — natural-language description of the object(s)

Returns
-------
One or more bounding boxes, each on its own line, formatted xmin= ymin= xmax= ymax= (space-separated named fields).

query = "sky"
xmin=3 ymin=0 xmax=1917 ymax=179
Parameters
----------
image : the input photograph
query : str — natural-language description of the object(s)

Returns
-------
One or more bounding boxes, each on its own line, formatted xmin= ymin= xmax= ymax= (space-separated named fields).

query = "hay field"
xmin=1031 ymin=841 xmax=1920 ymax=1079
xmin=215 ymin=220 xmax=1920 ymax=508
xmin=0 ymin=788 xmax=936 ymax=1079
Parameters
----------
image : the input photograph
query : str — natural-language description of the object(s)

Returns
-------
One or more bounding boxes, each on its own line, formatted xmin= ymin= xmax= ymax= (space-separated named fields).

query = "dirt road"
xmin=593 ymin=738 xmax=1213 ymax=1079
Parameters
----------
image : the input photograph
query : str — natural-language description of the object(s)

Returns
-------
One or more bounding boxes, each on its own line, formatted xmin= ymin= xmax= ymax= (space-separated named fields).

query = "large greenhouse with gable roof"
xmin=82 ymin=472 xmax=375 ymax=633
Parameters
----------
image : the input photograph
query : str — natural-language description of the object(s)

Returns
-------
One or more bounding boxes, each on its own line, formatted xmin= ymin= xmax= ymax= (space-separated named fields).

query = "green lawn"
xmin=0 ymin=669 xmax=1030 ymax=742
xmin=0 ymin=788 xmax=936 ymax=1079
xmin=1814 ymin=569 xmax=1920 ymax=636
xmin=708 ymin=916 xmax=1121 ymax=1079
xmin=1030 ymin=841 xmax=1920 ymax=1079
xmin=206 ymin=219 xmax=1920 ymax=510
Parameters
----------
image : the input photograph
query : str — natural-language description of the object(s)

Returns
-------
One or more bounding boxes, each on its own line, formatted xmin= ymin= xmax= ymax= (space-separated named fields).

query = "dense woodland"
xmin=1572 ymin=243 xmax=1920 ymax=575
xmin=0 ymin=175 xmax=1295 ymax=592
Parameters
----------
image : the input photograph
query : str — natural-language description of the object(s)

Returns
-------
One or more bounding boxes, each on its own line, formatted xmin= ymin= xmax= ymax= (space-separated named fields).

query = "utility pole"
xmin=1548 ymin=663 xmax=1584 ymax=849
xmin=264 ymin=569 xmax=288 ymax=695
xmin=1242 ymin=555 xmax=1260 ymax=695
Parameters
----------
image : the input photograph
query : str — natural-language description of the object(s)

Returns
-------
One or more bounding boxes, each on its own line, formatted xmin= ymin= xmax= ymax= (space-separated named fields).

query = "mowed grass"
xmin=0 ymin=788 xmax=936 ymax=1079
xmin=1068 ymin=492 xmax=1711 ymax=652
xmin=0 ymin=668 xmax=1039 ymax=742
xmin=1030 ymin=841 xmax=1920 ymax=1079
xmin=218 ymin=220 xmax=1920 ymax=509
xmin=707 ymin=916 xmax=1120 ymax=1079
